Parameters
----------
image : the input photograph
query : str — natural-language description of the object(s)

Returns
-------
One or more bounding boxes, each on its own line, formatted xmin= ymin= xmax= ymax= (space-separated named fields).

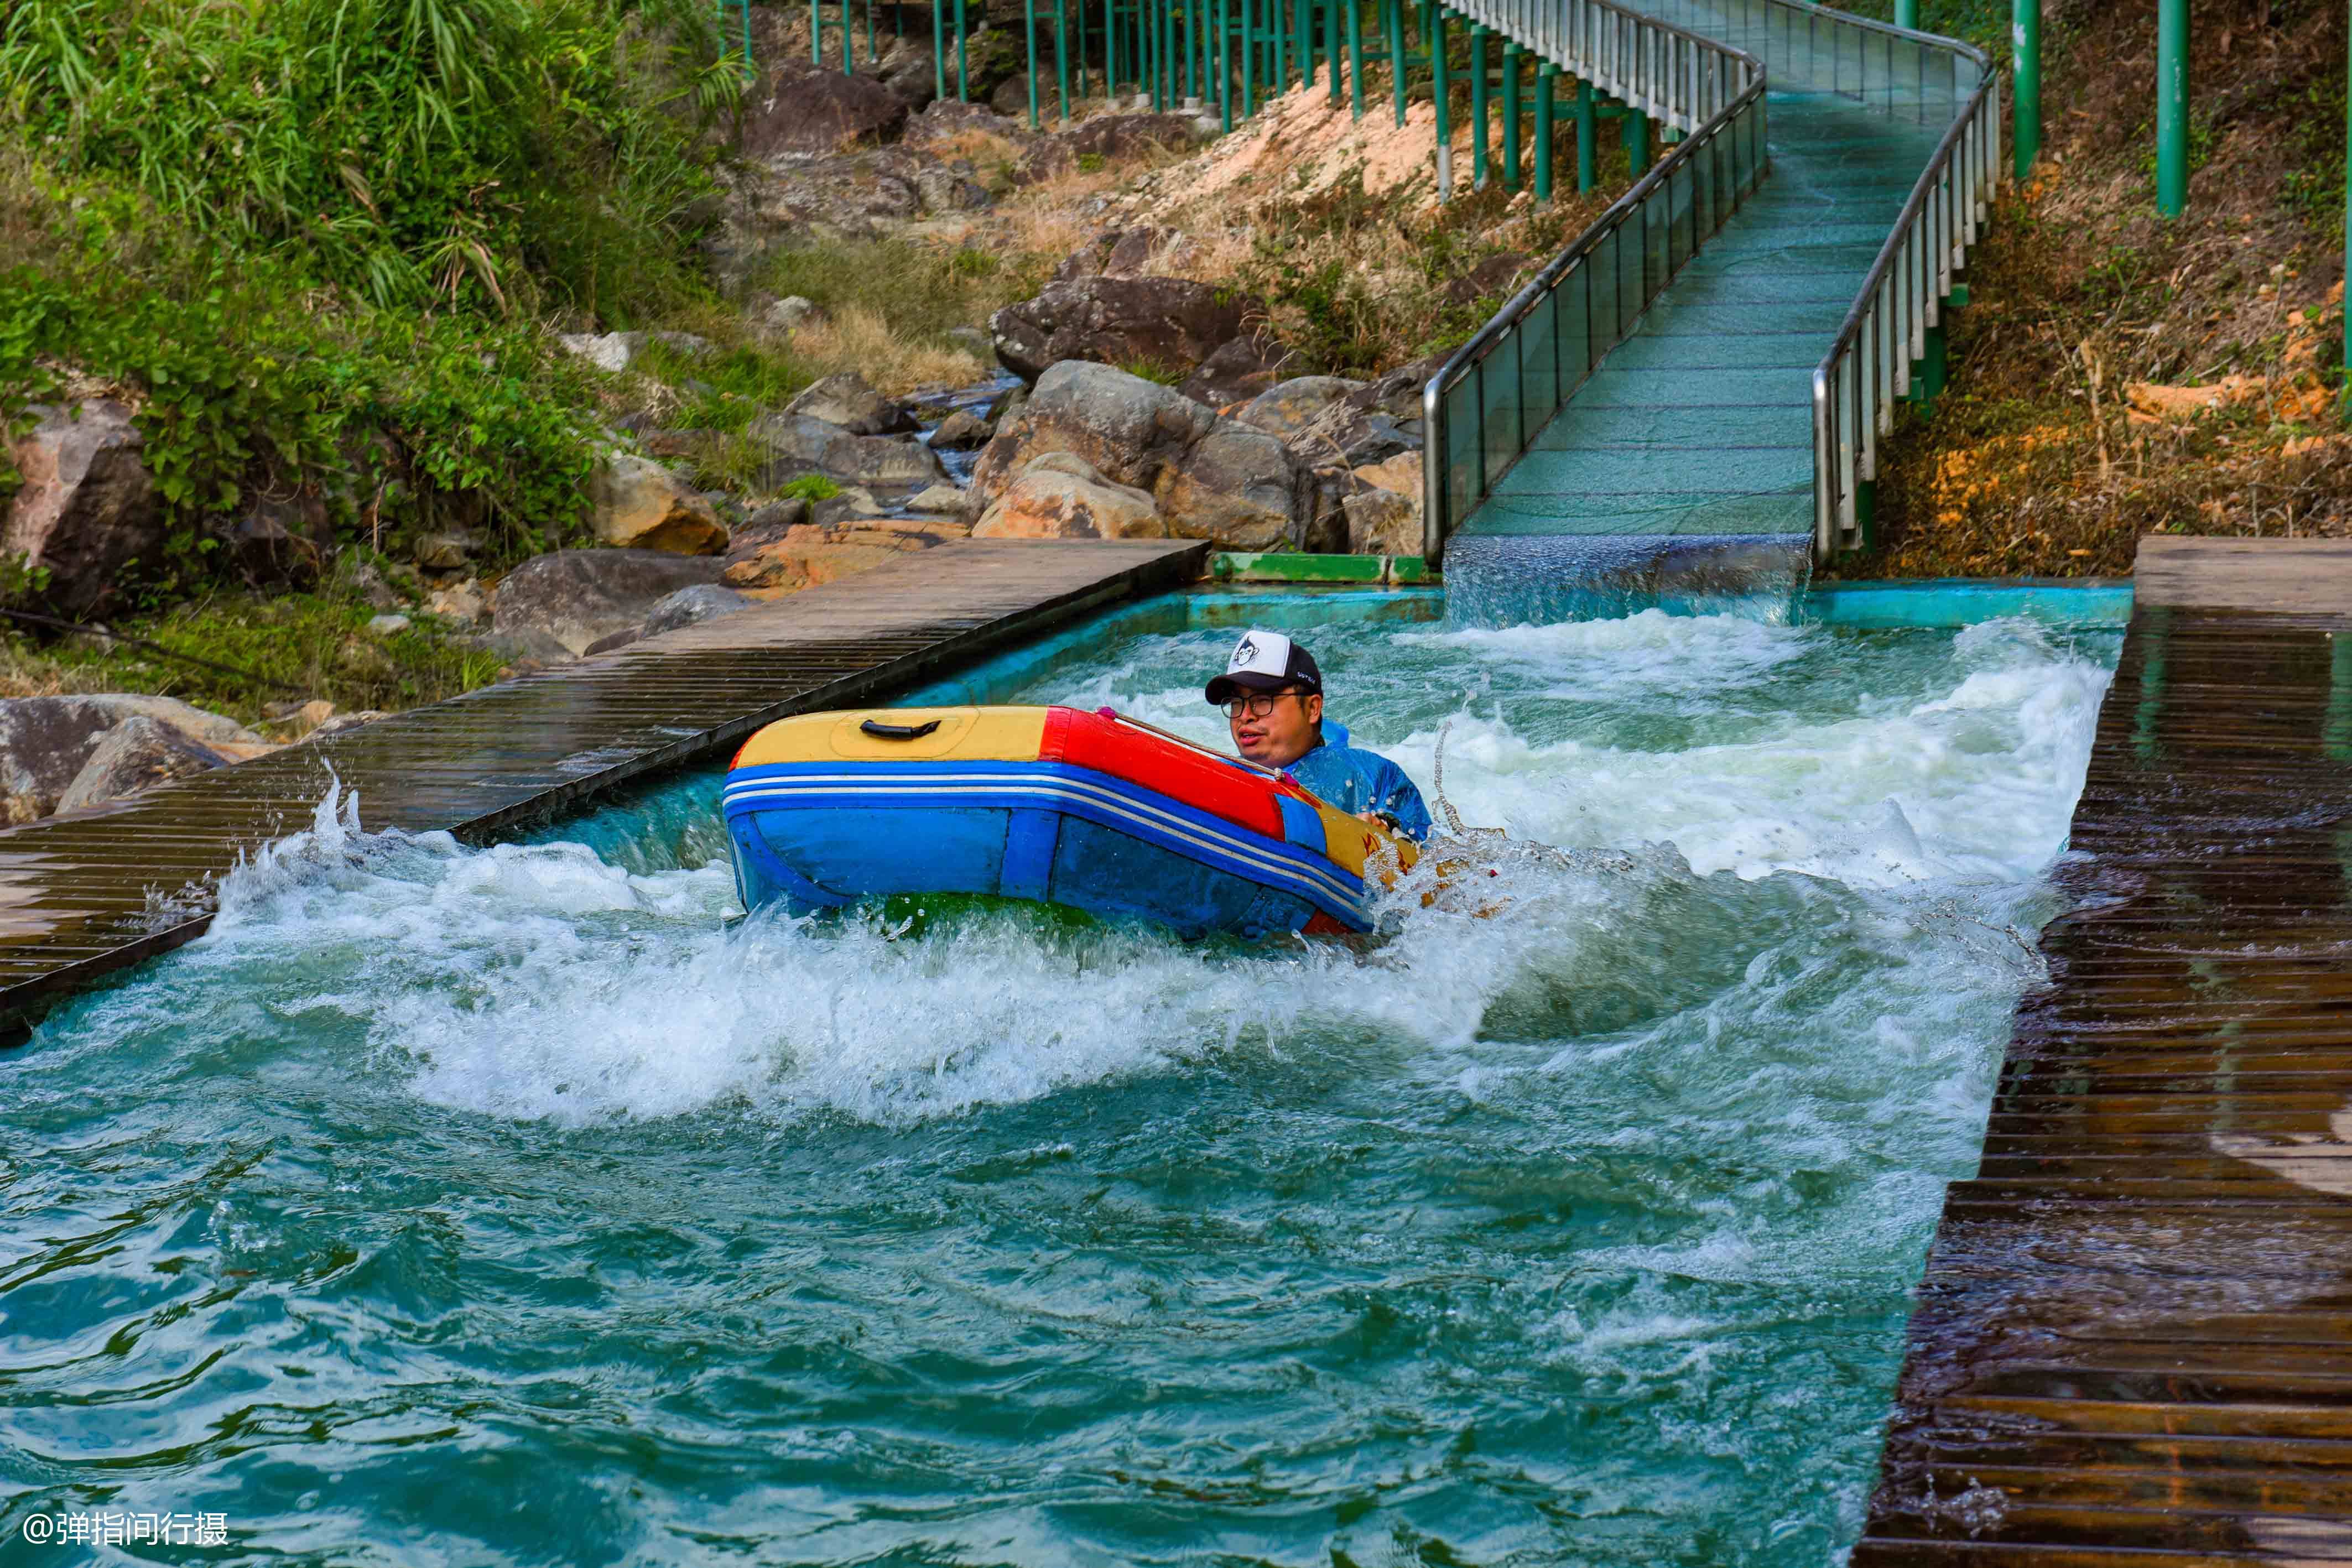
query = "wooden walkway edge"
xmin=1854 ymin=540 xmax=2352 ymax=1565
xmin=0 ymin=538 xmax=1207 ymax=1036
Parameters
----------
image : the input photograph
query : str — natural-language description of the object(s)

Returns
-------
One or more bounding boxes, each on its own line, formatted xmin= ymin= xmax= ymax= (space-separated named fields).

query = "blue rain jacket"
xmin=1281 ymin=722 xmax=1433 ymax=843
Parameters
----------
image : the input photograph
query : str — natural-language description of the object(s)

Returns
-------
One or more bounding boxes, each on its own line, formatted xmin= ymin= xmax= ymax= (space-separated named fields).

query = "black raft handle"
xmin=860 ymin=718 xmax=943 ymax=741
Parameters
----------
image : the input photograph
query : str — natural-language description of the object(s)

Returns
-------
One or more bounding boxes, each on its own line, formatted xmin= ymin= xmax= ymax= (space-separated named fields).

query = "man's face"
xmin=1227 ymin=688 xmax=1323 ymax=768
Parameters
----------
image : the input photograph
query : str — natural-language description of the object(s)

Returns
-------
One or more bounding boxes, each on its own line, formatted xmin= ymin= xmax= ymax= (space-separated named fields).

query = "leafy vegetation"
xmin=0 ymin=0 xmax=746 ymax=610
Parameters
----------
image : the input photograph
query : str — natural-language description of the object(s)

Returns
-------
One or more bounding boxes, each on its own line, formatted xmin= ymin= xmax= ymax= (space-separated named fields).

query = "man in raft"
xmin=1208 ymin=630 xmax=1434 ymax=842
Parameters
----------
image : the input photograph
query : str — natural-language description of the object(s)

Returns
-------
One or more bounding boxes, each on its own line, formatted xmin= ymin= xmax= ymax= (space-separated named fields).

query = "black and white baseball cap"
xmin=1205 ymin=629 xmax=1323 ymax=705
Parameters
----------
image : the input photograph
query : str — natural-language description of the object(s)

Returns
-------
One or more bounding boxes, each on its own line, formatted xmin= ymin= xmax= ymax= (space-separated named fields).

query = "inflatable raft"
xmin=722 ymin=705 xmax=1415 ymax=937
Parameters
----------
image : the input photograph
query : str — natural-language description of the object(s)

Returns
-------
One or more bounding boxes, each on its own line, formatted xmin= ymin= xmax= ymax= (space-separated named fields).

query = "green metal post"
xmin=933 ymin=0 xmax=946 ymax=98
xmin=1470 ymin=25 xmax=1487 ymax=186
xmin=1388 ymin=0 xmax=1407 ymax=126
xmin=1057 ymin=0 xmax=1071 ymax=121
xmin=1500 ymin=42 xmax=1520 ymax=188
xmin=1219 ymin=0 xmax=1232 ymax=126
xmin=840 ymin=0 xmax=852 ymax=69
xmin=1622 ymin=102 xmax=1648 ymax=170
xmin=867 ymin=0 xmax=876 ymax=65
xmin=2155 ymin=0 xmax=2188 ymax=216
xmin=2013 ymin=0 xmax=2041 ymax=177
xmin=1534 ymin=62 xmax=1554 ymax=200
xmin=1909 ymin=321 xmax=1947 ymax=411
xmin=1348 ymin=0 xmax=1364 ymax=116
xmin=1026 ymin=0 xmax=1040 ymax=126
xmin=1894 ymin=0 xmax=1916 ymax=26
xmin=955 ymin=0 xmax=967 ymax=98
xmin=1429 ymin=3 xmax=1450 ymax=197
xmin=1242 ymin=0 xmax=1255 ymax=112
xmin=1185 ymin=0 xmax=1196 ymax=101
xmin=1575 ymin=77 xmax=1596 ymax=191
xmin=810 ymin=0 xmax=821 ymax=62
xmin=1328 ymin=0 xmax=1342 ymax=102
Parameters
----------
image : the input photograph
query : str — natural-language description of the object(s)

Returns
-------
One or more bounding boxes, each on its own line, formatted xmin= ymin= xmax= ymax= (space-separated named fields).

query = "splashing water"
xmin=0 ymin=611 xmax=2117 ymax=1565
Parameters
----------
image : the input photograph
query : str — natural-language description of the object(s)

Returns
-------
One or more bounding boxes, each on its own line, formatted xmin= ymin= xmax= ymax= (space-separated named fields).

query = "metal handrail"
xmin=1420 ymin=0 xmax=1997 ymax=568
xmin=1798 ymin=14 xmax=1995 ymax=556
xmin=1420 ymin=0 xmax=1767 ymax=561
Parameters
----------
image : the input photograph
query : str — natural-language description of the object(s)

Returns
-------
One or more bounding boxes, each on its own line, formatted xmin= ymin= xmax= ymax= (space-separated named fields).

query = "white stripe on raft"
xmin=723 ymin=772 xmax=1369 ymax=911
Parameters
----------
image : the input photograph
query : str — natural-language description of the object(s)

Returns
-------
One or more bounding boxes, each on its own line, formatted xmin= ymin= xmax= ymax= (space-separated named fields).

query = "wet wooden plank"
xmin=1859 ymin=540 xmax=2352 ymax=1563
xmin=0 ymin=539 xmax=1206 ymax=1031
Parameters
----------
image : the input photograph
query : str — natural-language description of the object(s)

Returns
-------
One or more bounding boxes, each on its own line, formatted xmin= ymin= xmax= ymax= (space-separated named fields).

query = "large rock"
xmin=720 ymin=520 xmax=958 ymax=593
xmin=784 ymin=372 xmax=914 ymax=436
xmin=1014 ymin=112 xmax=1203 ymax=183
xmin=1179 ymin=334 xmax=1292 ymax=409
xmin=1234 ymin=376 xmax=1367 ymax=442
xmin=872 ymin=39 xmax=940 ymax=109
xmin=744 ymin=414 xmax=947 ymax=488
xmin=741 ymin=61 xmax=908 ymax=157
xmin=643 ymin=583 xmax=753 ymax=635
xmin=589 ymin=454 xmax=730 ymax=554
xmin=0 ymin=696 xmax=262 ymax=822
xmin=902 ymin=98 xmax=1033 ymax=153
xmin=1340 ymin=352 xmax=1448 ymax=424
xmin=1344 ymin=488 xmax=1420 ymax=556
xmin=990 ymin=275 xmax=1256 ymax=384
xmin=969 ymin=361 xmax=1309 ymax=549
xmin=55 ymin=716 xmax=228 ymax=814
xmin=2 ymin=401 xmax=166 ymax=616
xmin=491 ymin=549 xmax=729 ymax=657
xmin=972 ymin=454 xmax=1167 ymax=539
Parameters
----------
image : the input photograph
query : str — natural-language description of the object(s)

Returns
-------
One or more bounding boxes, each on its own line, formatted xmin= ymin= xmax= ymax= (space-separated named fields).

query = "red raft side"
xmin=1042 ymin=706 xmax=1313 ymax=843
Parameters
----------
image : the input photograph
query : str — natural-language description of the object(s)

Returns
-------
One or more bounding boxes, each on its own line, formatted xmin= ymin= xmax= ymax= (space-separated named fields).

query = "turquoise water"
xmin=0 ymin=610 xmax=2117 ymax=1565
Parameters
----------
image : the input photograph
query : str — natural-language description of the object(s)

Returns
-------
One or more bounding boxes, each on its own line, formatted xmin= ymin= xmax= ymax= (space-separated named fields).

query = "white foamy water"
xmin=137 ymin=611 xmax=2114 ymax=1138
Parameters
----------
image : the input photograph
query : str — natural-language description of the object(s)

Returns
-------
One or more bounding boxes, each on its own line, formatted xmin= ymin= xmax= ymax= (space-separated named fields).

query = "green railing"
xmin=1419 ymin=1 xmax=1767 ymax=561
xmin=1420 ymin=0 xmax=1997 ymax=565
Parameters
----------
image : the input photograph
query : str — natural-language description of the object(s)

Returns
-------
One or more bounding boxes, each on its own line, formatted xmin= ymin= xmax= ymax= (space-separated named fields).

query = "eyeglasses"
xmin=1222 ymin=690 xmax=1309 ymax=721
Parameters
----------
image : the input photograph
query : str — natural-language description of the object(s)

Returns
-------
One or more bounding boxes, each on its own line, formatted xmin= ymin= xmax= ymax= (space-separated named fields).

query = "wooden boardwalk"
xmin=1855 ymin=539 xmax=2352 ymax=1565
xmin=0 ymin=538 xmax=1205 ymax=1035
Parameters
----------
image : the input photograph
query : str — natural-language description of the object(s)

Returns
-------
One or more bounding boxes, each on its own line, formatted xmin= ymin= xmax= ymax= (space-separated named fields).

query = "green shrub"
xmin=0 ymin=0 xmax=740 ymax=316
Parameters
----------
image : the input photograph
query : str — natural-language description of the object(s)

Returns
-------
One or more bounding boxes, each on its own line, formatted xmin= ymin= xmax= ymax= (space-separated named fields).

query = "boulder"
xmin=1179 ymin=334 xmax=1292 ymax=409
xmin=970 ymin=361 xmax=1216 ymax=500
xmin=929 ymin=408 xmax=993 ymax=448
xmin=1014 ymin=112 xmax=1202 ymax=183
xmin=902 ymin=98 xmax=1032 ymax=153
xmin=1157 ymin=423 xmax=1305 ymax=550
xmin=721 ymin=520 xmax=956 ymax=593
xmin=427 ymin=579 xmax=489 ymax=627
xmin=969 ymin=361 xmax=1309 ymax=549
xmin=366 ymin=613 xmax=413 ymax=637
xmin=1326 ymin=412 xmax=1420 ymax=467
xmin=643 ymin=583 xmax=753 ymax=635
xmin=743 ymin=414 xmax=946 ymax=489
xmin=55 ymin=716 xmax=228 ymax=814
xmin=1 ymin=400 xmax=165 ymax=616
xmin=990 ymin=275 xmax=1256 ymax=384
xmin=490 ymin=549 xmax=729 ymax=657
xmin=216 ymin=493 xmax=336 ymax=590
xmin=973 ymin=454 xmax=1167 ymax=539
xmin=559 ymin=332 xmax=638 ymax=373
xmin=1234 ymin=376 xmax=1367 ymax=442
xmin=762 ymin=296 xmax=825 ymax=337
xmin=873 ymin=39 xmax=940 ymax=109
xmin=1052 ymin=227 xmax=1189 ymax=283
xmin=589 ymin=454 xmax=730 ymax=554
xmin=741 ymin=61 xmax=909 ymax=157
xmin=784 ymin=371 xmax=915 ymax=436
xmin=904 ymin=482 xmax=970 ymax=515
xmin=0 ymin=695 xmax=262 ymax=822
xmin=1344 ymin=487 xmax=1420 ymax=555
xmin=413 ymin=528 xmax=477 ymax=572
xmin=1353 ymin=450 xmax=1423 ymax=499
xmin=1340 ymin=352 xmax=1448 ymax=424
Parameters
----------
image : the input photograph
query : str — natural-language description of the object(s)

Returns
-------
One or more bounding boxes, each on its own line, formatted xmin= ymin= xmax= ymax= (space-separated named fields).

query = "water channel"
xmin=2 ymin=604 xmax=2118 ymax=1564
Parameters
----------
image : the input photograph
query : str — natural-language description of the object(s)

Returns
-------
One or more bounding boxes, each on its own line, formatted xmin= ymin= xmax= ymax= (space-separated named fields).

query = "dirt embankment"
xmin=1836 ymin=0 xmax=2349 ymax=579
